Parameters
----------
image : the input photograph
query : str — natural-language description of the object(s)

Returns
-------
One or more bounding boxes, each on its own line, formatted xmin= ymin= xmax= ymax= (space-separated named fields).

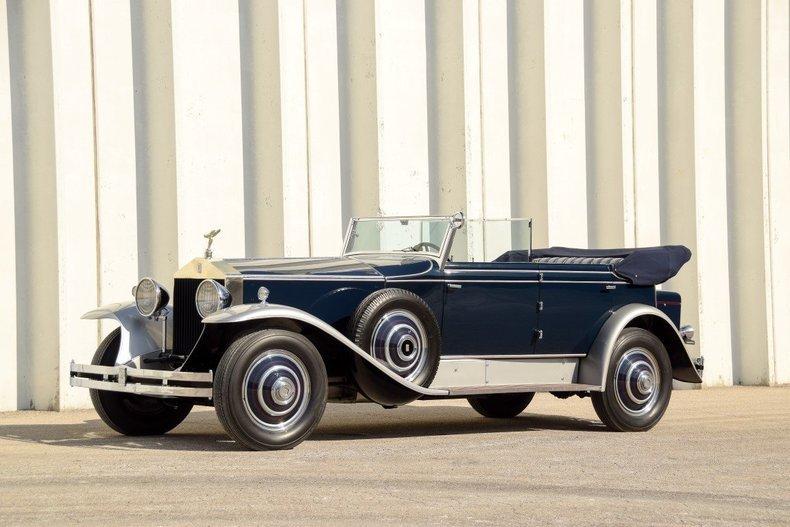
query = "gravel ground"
xmin=0 ymin=386 xmax=788 ymax=526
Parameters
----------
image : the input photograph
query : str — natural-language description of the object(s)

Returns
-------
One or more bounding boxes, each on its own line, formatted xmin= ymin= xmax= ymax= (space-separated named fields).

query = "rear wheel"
xmin=468 ymin=393 xmax=535 ymax=418
xmin=214 ymin=329 xmax=328 ymax=450
xmin=90 ymin=329 xmax=193 ymax=436
xmin=591 ymin=328 xmax=672 ymax=431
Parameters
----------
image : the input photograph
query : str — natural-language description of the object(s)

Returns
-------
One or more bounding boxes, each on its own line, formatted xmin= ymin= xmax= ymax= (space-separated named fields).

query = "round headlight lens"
xmin=135 ymin=278 xmax=169 ymax=317
xmin=196 ymin=279 xmax=231 ymax=318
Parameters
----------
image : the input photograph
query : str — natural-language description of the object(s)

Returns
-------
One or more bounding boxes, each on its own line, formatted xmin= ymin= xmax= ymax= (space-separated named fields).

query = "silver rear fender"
xmin=579 ymin=303 xmax=703 ymax=387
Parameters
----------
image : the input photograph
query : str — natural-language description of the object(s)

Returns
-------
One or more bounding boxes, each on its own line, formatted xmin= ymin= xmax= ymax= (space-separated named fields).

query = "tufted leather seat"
xmin=532 ymin=256 xmax=624 ymax=266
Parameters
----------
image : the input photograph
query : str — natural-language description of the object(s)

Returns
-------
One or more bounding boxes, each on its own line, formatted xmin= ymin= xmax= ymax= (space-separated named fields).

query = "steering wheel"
xmin=408 ymin=241 xmax=441 ymax=253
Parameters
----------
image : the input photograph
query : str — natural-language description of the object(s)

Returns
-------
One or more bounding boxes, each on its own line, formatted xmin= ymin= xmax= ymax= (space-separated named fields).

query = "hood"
xmin=173 ymin=254 xmax=436 ymax=281
xmin=224 ymin=257 xmax=381 ymax=278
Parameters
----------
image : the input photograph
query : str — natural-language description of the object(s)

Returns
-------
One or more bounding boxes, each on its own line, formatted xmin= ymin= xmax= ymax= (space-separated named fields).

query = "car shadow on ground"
xmin=0 ymin=404 xmax=605 ymax=452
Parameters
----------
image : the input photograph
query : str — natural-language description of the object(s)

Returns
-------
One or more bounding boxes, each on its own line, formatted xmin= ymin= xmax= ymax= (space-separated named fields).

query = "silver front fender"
xmin=578 ymin=303 xmax=703 ymax=388
xmin=82 ymin=302 xmax=170 ymax=366
xmin=202 ymin=303 xmax=449 ymax=397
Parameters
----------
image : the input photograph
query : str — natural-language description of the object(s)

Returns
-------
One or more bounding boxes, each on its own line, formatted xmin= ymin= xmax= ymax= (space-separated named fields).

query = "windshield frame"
xmin=341 ymin=214 xmax=464 ymax=268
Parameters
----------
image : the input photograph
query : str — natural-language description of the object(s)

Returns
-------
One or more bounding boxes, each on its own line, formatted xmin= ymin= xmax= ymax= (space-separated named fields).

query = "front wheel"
xmin=90 ymin=329 xmax=193 ymax=435
xmin=468 ymin=393 xmax=535 ymax=418
xmin=591 ymin=328 xmax=673 ymax=432
xmin=214 ymin=329 xmax=328 ymax=450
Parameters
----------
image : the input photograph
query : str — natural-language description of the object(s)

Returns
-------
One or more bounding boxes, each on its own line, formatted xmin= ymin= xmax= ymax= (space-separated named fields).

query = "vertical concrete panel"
xmin=584 ymin=0 xmax=624 ymax=248
xmin=693 ymin=0 xmax=733 ymax=385
xmin=632 ymin=0 xmax=661 ymax=247
xmin=240 ymin=0 xmax=284 ymax=257
xmin=658 ymin=0 xmax=700 ymax=371
xmin=130 ymin=0 xmax=178 ymax=288
xmin=764 ymin=0 xmax=790 ymax=384
xmin=508 ymin=0 xmax=548 ymax=247
xmin=172 ymin=0 xmax=245 ymax=264
xmin=278 ymin=0 xmax=310 ymax=255
xmin=8 ymin=0 xmax=59 ymax=410
xmin=726 ymin=0 xmax=770 ymax=384
xmin=479 ymin=1 xmax=512 ymax=258
xmin=462 ymin=0 xmax=486 ymax=260
xmin=463 ymin=0 xmax=511 ymax=259
xmin=91 ymin=0 xmax=138 ymax=333
xmin=462 ymin=0 xmax=483 ymax=223
xmin=50 ymin=0 xmax=99 ymax=408
xmin=479 ymin=0 xmax=511 ymax=222
xmin=426 ymin=0 xmax=466 ymax=216
xmin=337 ymin=0 xmax=379 ymax=220
xmin=620 ymin=0 xmax=635 ymax=248
xmin=544 ymin=0 xmax=588 ymax=247
xmin=0 ymin=0 xmax=17 ymax=411
xmin=375 ymin=0 xmax=430 ymax=215
xmin=305 ymin=0 xmax=344 ymax=256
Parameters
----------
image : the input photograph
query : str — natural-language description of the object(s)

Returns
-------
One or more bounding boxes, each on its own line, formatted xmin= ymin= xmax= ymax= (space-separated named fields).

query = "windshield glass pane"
xmin=344 ymin=218 xmax=451 ymax=256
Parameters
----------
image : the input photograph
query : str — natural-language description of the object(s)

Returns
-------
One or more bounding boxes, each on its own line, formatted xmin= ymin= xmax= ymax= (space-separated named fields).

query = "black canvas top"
xmin=494 ymin=245 xmax=692 ymax=286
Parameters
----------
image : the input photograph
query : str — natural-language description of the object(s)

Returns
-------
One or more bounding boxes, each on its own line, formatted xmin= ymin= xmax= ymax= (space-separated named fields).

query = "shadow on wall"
xmin=0 ymin=405 xmax=605 ymax=453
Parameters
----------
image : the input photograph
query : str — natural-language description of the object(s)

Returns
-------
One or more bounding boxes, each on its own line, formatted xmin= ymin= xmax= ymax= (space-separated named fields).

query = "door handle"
xmin=447 ymin=283 xmax=463 ymax=290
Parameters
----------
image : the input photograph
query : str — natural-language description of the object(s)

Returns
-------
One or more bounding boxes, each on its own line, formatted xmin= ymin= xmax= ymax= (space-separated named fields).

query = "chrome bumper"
xmin=69 ymin=362 xmax=213 ymax=398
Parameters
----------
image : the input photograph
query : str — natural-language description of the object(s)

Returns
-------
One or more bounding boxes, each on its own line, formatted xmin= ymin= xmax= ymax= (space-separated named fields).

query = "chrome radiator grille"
xmin=173 ymin=278 xmax=210 ymax=356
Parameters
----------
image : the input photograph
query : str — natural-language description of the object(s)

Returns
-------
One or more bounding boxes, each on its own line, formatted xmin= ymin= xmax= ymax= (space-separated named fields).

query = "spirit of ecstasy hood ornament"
xmin=203 ymin=229 xmax=221 ymax=259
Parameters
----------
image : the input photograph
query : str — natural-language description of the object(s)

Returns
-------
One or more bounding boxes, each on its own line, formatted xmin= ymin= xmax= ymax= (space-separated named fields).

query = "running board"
xmin=422 ymin=383 xmax=601 ymax=399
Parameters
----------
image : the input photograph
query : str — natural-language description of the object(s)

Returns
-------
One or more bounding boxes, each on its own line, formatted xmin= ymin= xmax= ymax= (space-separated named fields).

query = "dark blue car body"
xmin=217 ymin=254 xmax=673 ymax=361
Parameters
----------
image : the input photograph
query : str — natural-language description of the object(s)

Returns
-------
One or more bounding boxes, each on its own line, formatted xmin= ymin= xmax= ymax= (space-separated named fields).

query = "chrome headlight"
xmin=135 ymin=278 xmax=169 ymax=317
xmin=196 ymin=279 xmax=231 ymax=318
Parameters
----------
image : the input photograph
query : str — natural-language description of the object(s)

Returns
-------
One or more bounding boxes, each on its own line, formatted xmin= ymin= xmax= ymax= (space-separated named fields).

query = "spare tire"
xmin=349 ymin=288 xmax=441 ymax=396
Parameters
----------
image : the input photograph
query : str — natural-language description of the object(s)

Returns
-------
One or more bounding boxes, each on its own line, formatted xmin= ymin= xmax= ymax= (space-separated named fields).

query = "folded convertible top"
xmin=494 ymin=245 xmax=692 ymax=286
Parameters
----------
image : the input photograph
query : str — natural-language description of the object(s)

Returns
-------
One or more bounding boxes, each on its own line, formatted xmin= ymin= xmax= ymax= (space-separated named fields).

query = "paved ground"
xmin=0 ymin=387 xmax=788 ymax=526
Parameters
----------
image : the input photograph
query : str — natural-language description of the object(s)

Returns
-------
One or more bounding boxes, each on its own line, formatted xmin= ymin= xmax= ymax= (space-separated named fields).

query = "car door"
xmin=535 ymin=265 xmax=631 ymax=355
xmin=440 ymin=263 xmax=540 ymax=357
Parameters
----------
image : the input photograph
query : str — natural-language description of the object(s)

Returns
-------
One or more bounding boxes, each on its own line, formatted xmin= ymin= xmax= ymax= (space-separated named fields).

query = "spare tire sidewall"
xmin=351 ymin=289 xmax=441 ymax=389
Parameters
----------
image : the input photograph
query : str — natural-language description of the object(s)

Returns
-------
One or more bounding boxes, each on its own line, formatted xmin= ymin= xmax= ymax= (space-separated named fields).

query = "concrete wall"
xmin=1 ymin=0 xmax=788 ymax=410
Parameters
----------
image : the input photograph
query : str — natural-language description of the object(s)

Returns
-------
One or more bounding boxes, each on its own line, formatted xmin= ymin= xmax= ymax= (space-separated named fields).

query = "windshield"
xmin=343 ymin=217 xmax=453 ymax=257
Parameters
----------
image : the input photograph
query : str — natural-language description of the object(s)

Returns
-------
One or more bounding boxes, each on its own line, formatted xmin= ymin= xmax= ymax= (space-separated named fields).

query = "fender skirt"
xmin=202 ymin=304 xmax=449 ymax=405
xmin=578 ymin=303 xmax=703 ymax=387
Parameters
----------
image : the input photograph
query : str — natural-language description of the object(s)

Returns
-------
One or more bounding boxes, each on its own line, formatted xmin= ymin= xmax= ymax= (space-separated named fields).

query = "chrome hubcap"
xmin=614 ymin=348 xmax=661 ymax=416
xmin=271 ymin=376 xmax=297 ymax=406
xmin=242 ymin=350 xmax=310 ymax=431
xmin=369 ymin=310 xmax=427 ymax=381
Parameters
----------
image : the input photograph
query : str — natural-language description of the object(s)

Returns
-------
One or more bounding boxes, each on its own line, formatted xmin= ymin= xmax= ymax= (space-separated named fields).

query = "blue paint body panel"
xmin=220 ymin=254 xmax=667 ymax=357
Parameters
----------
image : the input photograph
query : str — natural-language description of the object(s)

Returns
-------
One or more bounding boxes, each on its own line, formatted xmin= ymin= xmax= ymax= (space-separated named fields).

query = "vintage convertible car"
xmin=70 ymin=213 xmax=703 ymax=450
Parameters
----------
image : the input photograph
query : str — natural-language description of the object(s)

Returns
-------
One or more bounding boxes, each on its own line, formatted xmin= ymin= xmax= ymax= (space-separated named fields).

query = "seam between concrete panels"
xmin=87 ymin=0 xmax=102 ymax=345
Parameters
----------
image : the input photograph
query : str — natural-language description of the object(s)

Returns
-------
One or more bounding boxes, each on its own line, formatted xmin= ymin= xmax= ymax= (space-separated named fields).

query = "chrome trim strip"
xmin=388 ymin=279 xmax=626 ymax=284
xmin=240 ymin=275 xmax=385 ymax=282
xmin=445 ymin=268 xmax=616 ymax=275
xmin=389 ymin=279 xmax=540 ymax=284
xmin=344 ymin=250 xmax=441 ymax=260
xmin=202 ymin=303 xmax=449 ymax=396
xmin=442 ymin=354 xmax=586 ymax=360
